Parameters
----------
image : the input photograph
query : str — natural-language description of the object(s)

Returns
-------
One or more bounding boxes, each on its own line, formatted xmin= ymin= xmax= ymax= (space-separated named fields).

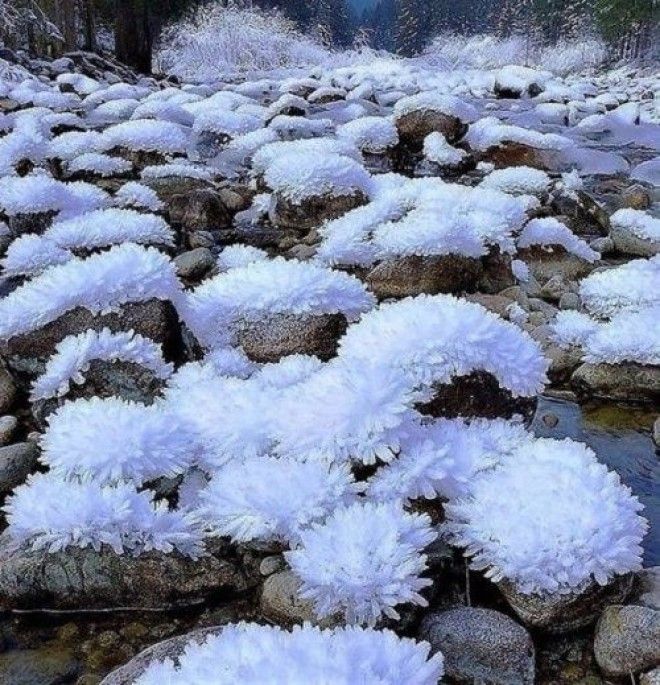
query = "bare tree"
xmin=115 ymin=0 xmax=153 ymax=73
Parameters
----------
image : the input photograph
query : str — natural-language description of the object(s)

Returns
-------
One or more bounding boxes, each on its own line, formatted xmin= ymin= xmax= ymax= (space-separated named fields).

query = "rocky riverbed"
xmin=0 ymin=47 xmax=657 ymax=684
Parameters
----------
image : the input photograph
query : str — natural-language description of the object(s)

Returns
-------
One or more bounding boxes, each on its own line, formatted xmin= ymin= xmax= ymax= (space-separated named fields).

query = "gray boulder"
xmin=593 ymin=604 xmax=660 ymax=677
xmin=419 ymin=607 xmax=535 ymax=684
xmin=0 ymin=441 xmax=39 ymax=497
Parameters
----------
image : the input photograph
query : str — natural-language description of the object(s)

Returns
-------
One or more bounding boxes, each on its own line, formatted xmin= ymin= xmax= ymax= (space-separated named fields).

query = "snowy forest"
xmin=0 ymin=0 xmax=658 ymax=683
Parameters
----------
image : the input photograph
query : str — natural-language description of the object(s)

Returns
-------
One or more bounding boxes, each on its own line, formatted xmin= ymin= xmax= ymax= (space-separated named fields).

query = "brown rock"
xmin=236 ymin=312 xmax=347 ymax=363
xmin=0 ymin=362 xmax=16 ymax=414
xmin=269 ymin=190 xmax=367 ymax=232
xmin=418 ymin=371 xmax=538 ymax=424
xmin=169 ymin=189 xmax=232 ymax=232
xmin=3 ymin=299 xmax=182 ymax=361
xmin=396 ymin=110 xmax=467 ymax=147
xmin=260 ymin=570 xmax=323 ymax=627
xmin=367 ymin=254 xmax=483 ymax=300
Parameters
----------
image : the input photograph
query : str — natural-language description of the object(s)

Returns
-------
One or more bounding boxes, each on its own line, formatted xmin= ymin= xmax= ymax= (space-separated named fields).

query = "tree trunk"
xmin=80 ymin=0 xmax=96 ymax=51
xmin=60 ymin=0 xmax=77 ymax=51
xmin=115 ymin=0 xmax=152 ymax=73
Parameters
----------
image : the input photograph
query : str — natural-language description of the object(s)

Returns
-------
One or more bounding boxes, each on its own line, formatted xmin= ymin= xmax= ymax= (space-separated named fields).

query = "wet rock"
xmin=0 ymin=535 xmax=255 ymax=611
xmin=571 ymin=363 xmax=660 ymax=404
xmin=419 ymin=607 xmax=535 ymax=684
xmin=418 ymin=371 xmax=538 ymax=424
xmin=269 ymin=190 xmax=367 ymax=232
xmin=594 ymin=605 xmax=660 ymax=677
xmin=236 ymin=312 xmax=347 ymax=363
xmin=0 ymin=415 xmax=17 ymax=446
xmin=169 ymin=189 xmax=232 ymax=232
xmin=0 ymin=441 xmax=39 ymax=497
xmin=367 ymin=254 xmax=483 ymax=299
xmin=100 ymin=627 xmax=223 ymax=685
xmin=3 ymin=299 xmax=182 ymax=362
xmin=0 ymin=362 xmax=17 ymax=413
xmin=174 ymin=247 xmax=215 ymax=281
xmin=0 ymin=646 xmax=80 ymax=685
xmin=260 ymin=570 xmax=324 ymax=627
xmin=499 ymin=573 xmax=634 ymax=633
xmin=395 ymin=110 xmax=467 ymax=148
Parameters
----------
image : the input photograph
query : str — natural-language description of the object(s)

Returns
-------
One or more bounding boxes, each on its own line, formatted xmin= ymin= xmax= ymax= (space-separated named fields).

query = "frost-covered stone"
xmin=445 ymin=438 xmax=646 ymax=620
xmin=265 ymin=153 xmax=371 ymax=231
xmin=610 ymin=208 xmax=660 ymax=257
xmin=579 ymin=256 xmax=659 ymax=318
xmin=420 ymin=607 xmax=535 ymax=684
xmin=394 ymin=93 xmax=477 ymax=146
xmin=198 ymin=457 xmax=359 ymax=544
xmin=181 ymin=257 xmax=373 ymax=351
xmin=2 ymin=209 xmax=174 ymax=277
xmin=104 ymin=624 xmax=444 ymax=685
xmin=481 ymin=166 xmax=551 ymax=197
xmin=0 ymin=244 xmax=181 ymax=354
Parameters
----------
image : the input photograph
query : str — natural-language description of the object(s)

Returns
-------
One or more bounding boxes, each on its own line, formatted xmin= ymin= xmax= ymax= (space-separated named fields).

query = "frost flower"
xmin=444 ymin=438 xmax=647 ymax=595
xmin=2 ymin=209 xmax=174 ymax=277
xmin=134 ymin=623 xmax=444 ymax=685
xmin=579 ymin=256 xmax=660 ymax=318
xmin=40 ymin=397 xmax=195 ymax=486
xmin=31 ymin=328 xmax=173 ymax=401
xmin=337 ymin=294 xmax=548 ymax=398
xmin=4 ymin=474 xmax=204 ymax=558
xmin=198 ymin=457 xmax=360 ymax=544
xmin=286 ymin=501 xmax=437 ymax=625
xmin=0 ymin=244 xmax=181 ymax=341
xmin=180 ymin=257 xmax=374 ymax=349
